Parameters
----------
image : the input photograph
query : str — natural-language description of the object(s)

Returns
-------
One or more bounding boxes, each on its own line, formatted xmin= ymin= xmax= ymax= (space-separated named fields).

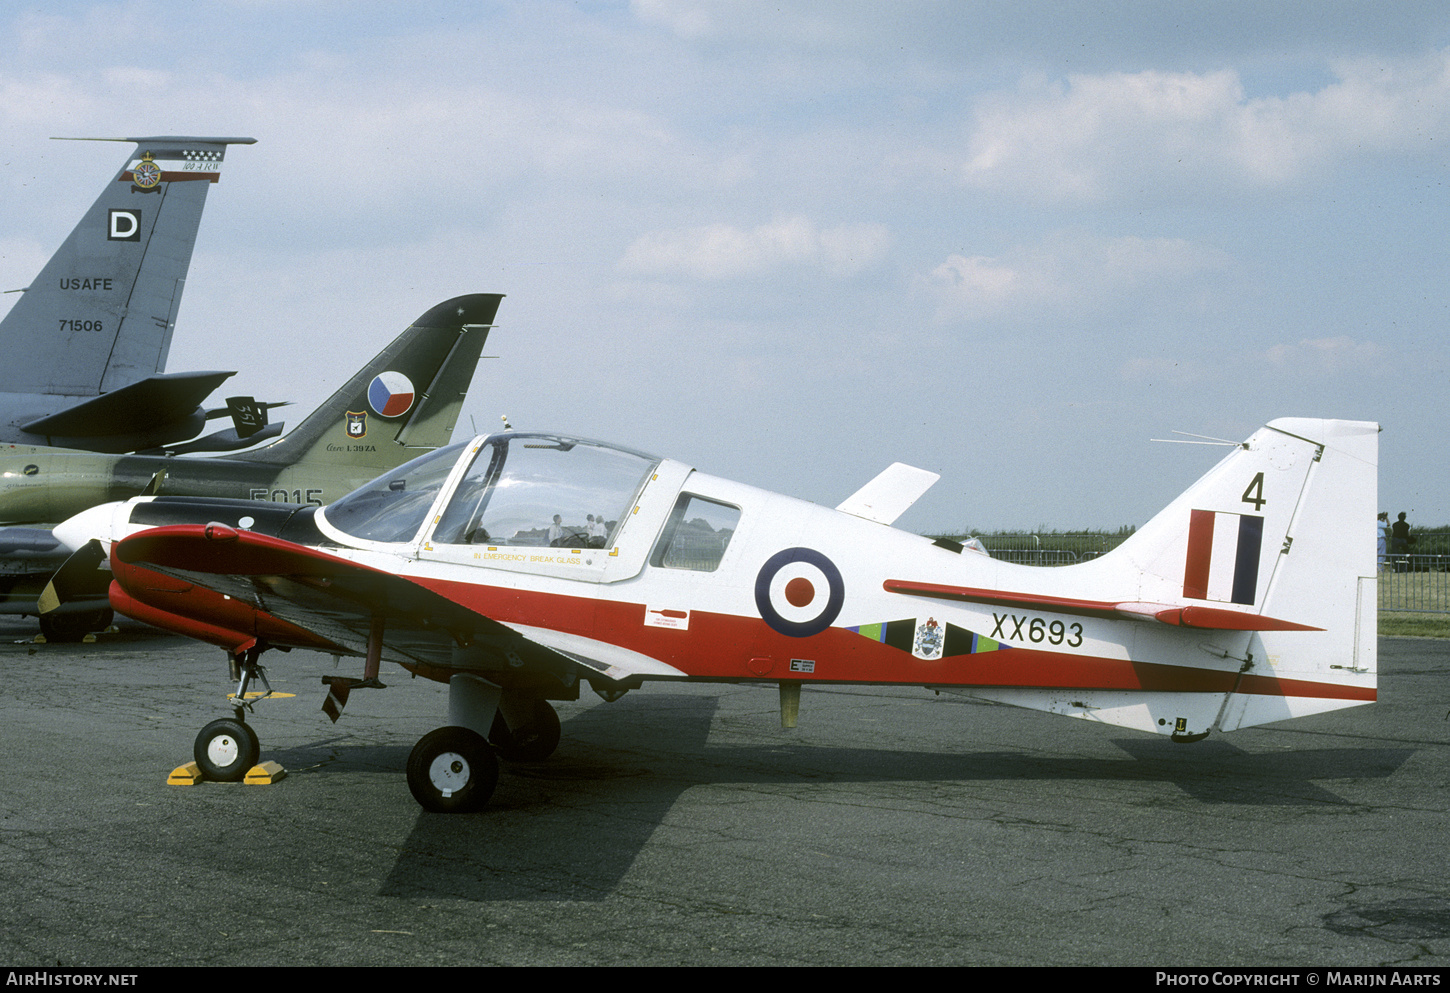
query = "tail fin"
xmin=231 ymin=294 xmax=503 ymax=470
xmin=0 ymin=136 xmax=255 ymax=396
xmin=1109 ymin=418 xmax=1379 ymax=729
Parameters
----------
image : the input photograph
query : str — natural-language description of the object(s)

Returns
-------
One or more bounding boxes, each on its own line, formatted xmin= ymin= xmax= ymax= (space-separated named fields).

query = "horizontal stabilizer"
xmin=56 ymin=135 xmax=258 ymax=149
xmin=22 ymin=370 xmax=233 ymax=437
xmin=836 ymin=463 xmax=940 ymax=525
xmin=153 ymin=420 xmax=285 ymax=456
xmin=882 ymin=579 xmax=1322 ymax=631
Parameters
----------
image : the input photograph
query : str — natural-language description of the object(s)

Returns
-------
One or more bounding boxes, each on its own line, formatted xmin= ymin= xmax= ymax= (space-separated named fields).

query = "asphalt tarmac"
xmin=0 ymin=619 xmax=1447 ymax=967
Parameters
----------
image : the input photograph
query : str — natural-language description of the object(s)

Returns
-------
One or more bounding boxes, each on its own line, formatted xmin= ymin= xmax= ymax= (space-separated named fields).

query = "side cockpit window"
xmin=650 ymin=494 xmax=740 ymax=572
xmin=322 ymin=442 xmax=466 ymax=544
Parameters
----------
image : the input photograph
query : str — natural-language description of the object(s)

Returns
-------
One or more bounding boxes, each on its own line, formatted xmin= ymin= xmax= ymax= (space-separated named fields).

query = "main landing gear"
xmin=489 ymin=696 xmax=561 ymax=762
xmin=406 ymin=727 xmax=498 ymax=813
xmin=38 ymin=607 xmax=114 ymax=643
xmin=404 ymin=675 xmax=562 ymax=813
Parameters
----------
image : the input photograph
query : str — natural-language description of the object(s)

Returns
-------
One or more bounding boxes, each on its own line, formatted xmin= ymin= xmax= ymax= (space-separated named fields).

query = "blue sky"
xmin=2 ymin=1 xmax=1446 ymax=532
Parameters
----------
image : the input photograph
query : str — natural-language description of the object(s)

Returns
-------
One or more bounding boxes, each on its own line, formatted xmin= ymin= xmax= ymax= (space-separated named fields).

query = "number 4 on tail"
xmin=1242 ymin=472 xmax=1266 ymax=511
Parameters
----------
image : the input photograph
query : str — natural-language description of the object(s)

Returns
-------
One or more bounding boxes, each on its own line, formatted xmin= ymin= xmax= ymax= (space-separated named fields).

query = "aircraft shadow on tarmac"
xmin=1323 ymin=896 xmax=1450 ymax=942
xmin=315 ymin=693 xmax=1412 ymax=903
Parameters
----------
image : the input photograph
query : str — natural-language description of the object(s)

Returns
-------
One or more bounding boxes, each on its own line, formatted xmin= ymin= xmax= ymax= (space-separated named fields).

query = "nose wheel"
xmin=406 ymin=726 xmax=499 ymax=813
xmin=194 ymin=718 xmax=261 ymax=782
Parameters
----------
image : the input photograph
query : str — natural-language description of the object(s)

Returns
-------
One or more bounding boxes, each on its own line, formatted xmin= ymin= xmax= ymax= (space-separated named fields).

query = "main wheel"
xmin=194 ymin=718 xmax=260 ymax=782
xmin=490 ymin=699 xmax=561 ymax=762
xmin=38 ymin=608 xmax=114 ymax=643
xmin=407 ymin=726 xmax=498 ymax=813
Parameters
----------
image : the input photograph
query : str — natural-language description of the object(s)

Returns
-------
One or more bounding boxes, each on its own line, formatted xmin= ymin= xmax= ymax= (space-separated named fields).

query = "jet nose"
xmin=54 ymin=501 xmax=123 ymax=552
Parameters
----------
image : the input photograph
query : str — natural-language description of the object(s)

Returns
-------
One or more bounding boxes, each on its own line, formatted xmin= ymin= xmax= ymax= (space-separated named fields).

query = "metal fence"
xmin=939 ymin=532 xmax=1133 ymax=567
xmin=1379 ymin=555 xmax=1450 ymax=613
xmin=1393 ymin=530 xmax=1450 ymax=557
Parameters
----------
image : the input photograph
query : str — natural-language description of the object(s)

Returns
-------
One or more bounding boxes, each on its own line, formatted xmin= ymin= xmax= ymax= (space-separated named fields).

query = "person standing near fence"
xmin=1390 ymin=512 xmax=1415 ymax=573
xmin=1392 ymin=512 xmax=1412 ymax=555
xmin=1378 ymin=512 xmax=1389 ymax=569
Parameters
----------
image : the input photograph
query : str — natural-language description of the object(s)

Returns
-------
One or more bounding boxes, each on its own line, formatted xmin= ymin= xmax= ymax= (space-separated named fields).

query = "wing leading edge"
xmin=111 ymin=524 xmax=663 ymax=685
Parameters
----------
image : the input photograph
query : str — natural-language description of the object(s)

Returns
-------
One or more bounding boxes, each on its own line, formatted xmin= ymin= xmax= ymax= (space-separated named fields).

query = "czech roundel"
xmin=755 ymin=547 xmax=845 ymax=638
xmin=368 ymin=371 xmax=415 ymax=418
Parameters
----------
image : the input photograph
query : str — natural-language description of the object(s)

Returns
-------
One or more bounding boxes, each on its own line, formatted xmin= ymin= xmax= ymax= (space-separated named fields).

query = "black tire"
xmin=194 ymin=718 xmax=260 ymax=782
xmin=490 ymin=699 xmax=561 ymax=762
xmin=38 ymin=608 xmax=114 ymax=643
xmin=406 ymin=726 xmax=498 ymax=813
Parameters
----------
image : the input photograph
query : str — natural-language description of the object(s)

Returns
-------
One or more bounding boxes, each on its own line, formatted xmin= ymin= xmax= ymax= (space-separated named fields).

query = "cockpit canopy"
xmin=321 ymin=433 xmax=662 ymax=549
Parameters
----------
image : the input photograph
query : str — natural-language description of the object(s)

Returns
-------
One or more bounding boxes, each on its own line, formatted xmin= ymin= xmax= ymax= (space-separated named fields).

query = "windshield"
xmin=321 ymin=442 xmax=467 ymax=543
xmin=432 ymin=434 xmax=659 ymax=549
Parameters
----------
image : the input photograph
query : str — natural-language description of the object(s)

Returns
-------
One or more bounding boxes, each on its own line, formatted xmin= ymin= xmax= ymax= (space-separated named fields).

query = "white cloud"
xmin=1260 ymin=335 xmax=1386 ymax=375
xmin=12 ymin=4 xmax=156 ymax=55
xmin=631 ymin=0 xmax=716 ymax=40
xmin=618 ymin=216 xmax=890 ymax=280
xmin=0 ymin=73 xmax=96 ymax=126
xmin=920 ymin=233 xmax=1233 ymax=323
xmin=962 ymin=51 xmax=1450 ymax=201
xmin=1116 ymin=334 xmax=1387 ymax=389
xmin=631 ymin=0 xmax=857 ymax=46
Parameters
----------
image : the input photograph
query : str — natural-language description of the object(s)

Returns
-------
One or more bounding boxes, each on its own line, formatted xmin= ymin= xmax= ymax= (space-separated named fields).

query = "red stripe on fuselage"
xmin=408 ymin=576 xmax=1372 ymax=701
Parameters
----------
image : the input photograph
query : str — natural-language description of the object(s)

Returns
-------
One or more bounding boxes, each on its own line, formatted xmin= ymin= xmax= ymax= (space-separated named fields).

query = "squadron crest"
xmin=130 ymin=151 xmax=162 ymax=191
xmin=913 ymin=617 xmax=944 ymax=660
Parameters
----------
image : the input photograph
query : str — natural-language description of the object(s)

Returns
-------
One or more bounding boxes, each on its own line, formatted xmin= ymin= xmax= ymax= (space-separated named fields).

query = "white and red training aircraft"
xmin=53 ymin=417 xmax=1378 ymax=812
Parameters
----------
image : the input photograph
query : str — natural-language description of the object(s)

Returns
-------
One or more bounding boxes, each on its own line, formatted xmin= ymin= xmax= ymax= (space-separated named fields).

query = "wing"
xmin=112 ymin=524 xmax=681 ymax=686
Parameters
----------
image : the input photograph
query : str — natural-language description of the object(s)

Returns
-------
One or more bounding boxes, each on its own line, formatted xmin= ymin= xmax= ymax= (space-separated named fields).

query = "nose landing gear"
xmin=193 ymin=717 xmax=261 ymax=782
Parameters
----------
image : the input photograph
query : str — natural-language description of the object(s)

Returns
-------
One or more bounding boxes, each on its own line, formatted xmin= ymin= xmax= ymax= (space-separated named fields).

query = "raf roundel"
xmin=754 ymin=547 xmax=845 ymax=638
xmin=368 ymin=371 xmax=416 ymax=418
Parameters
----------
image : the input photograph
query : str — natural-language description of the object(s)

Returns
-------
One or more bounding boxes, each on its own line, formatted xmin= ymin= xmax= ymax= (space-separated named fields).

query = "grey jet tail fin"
xmin=231 ymin=294 xmax=504 ymax=471
xmin=0 ymin=136 xmax=255 ymax=397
